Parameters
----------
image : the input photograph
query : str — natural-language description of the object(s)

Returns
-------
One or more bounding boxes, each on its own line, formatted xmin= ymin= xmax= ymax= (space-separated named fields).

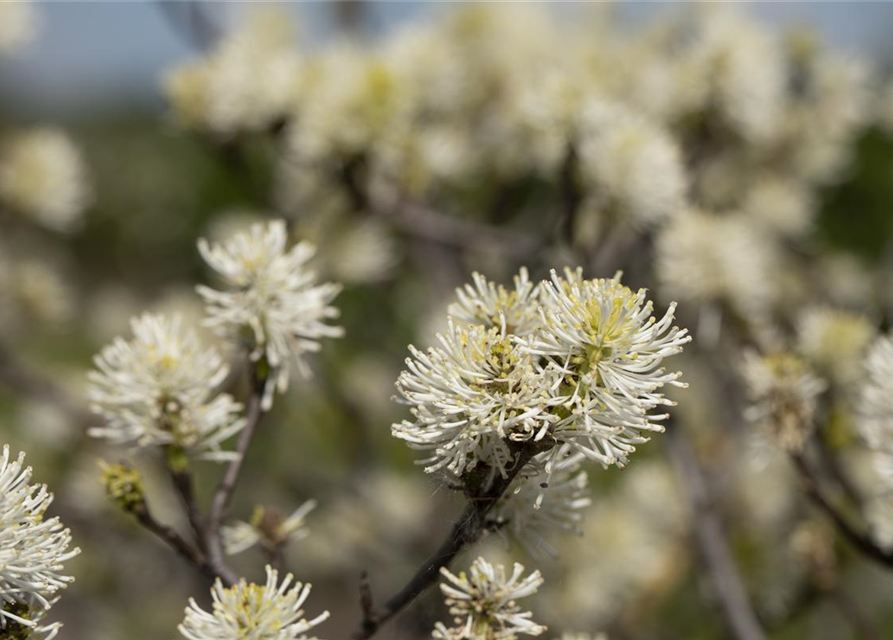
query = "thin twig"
xmin=264 ymin=543 xmax=286 ymax=574
xmin=831 ymin=586 xmax=883 ymax=640
xmin=815 ymin=419 xmax=864 ymax=510
xmin=791 ymin=451 xmax=893 ymax=569
xmin=131 ymin=501 xmax=215 ymax=581
xmin=359 ymin=570 xmax=375 ymax=622
xmin=167 ymin=463 xmax=207 ymax=551
xmin=206 ymin=364 xmax=269 ymax=586
xmin=352 ymin=442 xmax=540 ymax=639
xmin=373 ymin=198 xmax=542 ymax=260
xmin=590 ymin=221 xmax=643 ymax=276
xmin=666 ymin=429 xmax=767 ymax=640
xmin=558 ymin=144 xmax=582 ymax=245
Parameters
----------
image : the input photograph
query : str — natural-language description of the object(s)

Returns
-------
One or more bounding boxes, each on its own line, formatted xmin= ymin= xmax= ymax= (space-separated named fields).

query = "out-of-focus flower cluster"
xmin=0 ymin=1 xmax=37 ymax=55
xmin=161 ymin=5 xmax=878 ymax=332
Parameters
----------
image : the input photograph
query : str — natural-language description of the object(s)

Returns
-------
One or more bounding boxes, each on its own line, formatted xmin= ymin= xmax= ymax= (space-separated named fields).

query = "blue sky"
xmin=1 ymin=2 xmax=891 ymax=119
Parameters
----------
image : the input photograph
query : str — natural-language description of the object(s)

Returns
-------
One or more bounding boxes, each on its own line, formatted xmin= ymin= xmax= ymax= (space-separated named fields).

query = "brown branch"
xmin=666 ymin=429 xmax=767 ymax=640
xmin=167 ymin=462 xmax=207 ymax=551
xmin=264 ymin=543 xmax=286 ymax=574
xmin=558 ymin=144 xmax=582 ymax=244
xmin=590 ymin=221 xmax=644 ymax=276
xmin=373 ymin=198 xmax=541 ymax=260
xmin=359 ymin=570 xmax=375 ymax=623
xmin=815 ymin=419 xmax=864 ymax=510
xmin=205 ymin=364 xmax=269 ymax=586
xmin=352 ymin=442 xmax=541 ymax=640
xmin=831 ymin=586 xmax=883 ymax=640
xmin=790 ymin=451 xmax=893 ymax=569
xmin=325 ymin=147 xmax=541 ymax=260
xmin=131 ymin=501 xmax=216 ymax=581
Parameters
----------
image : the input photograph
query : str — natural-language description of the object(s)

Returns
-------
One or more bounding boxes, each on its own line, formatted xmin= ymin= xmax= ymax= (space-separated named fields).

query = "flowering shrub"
xmin=4 ymin=3 xmax=893 ymax=639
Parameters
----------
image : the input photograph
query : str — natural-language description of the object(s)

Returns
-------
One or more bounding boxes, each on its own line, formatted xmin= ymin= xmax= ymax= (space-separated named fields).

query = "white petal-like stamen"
xmin=88 ymin=313 xmax=245 ymax=460
xmin=0 ymin=446 xmax=79 ymax=639
xmin=197 ymin=220 xmax=343 ymax=410
xmin=434 ymin=557 xmax=546 ymax=640
xmin=178 ymin=565 xmax=329 ymax=640
xmin=222 ymin=500 xmax=317 ymax=557
xmin=519 ymin=270 xmax=690 ymax=468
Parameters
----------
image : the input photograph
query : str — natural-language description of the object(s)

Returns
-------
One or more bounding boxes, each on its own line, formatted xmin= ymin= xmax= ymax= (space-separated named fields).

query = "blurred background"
xmin=4 ymin=2 xmax=893 ymax=639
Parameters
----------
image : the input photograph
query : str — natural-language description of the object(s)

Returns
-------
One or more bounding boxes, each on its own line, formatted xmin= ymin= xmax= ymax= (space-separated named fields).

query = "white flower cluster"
xmin=523 ymin=270 xmax=690 ymax=465
xmin=0 ymin=254 xmax=74 ymax=331
xmin=434 ymin=556 xmax=546 ymax=640
xmin=198 ymin=219 xmax=343 ymax=409
xmin=491 ymin=454 xmax=591 ymax=558
xmin=178 ymin=566 xmax=329 ymax=640
xmin=577 ymin=104 xmax=686 ymax=227
xmin=0 ymin=128 xmax=91 ymax=232
xmin=395 ymin=268 xmax=689 ymax=479
xmin=797 ymin=308 xmax=875 ymax=386
xmin=163 ymin=8 xmax=301 ymax=138
xmin=394 ymin=268 xmax=688 ymax=550
xmin=88 ymin=313 xmax=245 ymax=460
xmin=857 ymin=335 xmax=893 ymax=456
xmin=742 ymin=352 xmax=826 ymax=452
xmin=0 ymin=1 xmax=37 ymax=55
xmin=87 ymin=220 xmax=342 ymax=463
xmin=222 ymin=500 xmax=316 ymax=556
xmin=545 ymin=461 xmax=686 ymax=628
xmin=656 ymin=210 xmax=778 ymax=322
xmin=0 ymin=446 xmax=79 ymax=639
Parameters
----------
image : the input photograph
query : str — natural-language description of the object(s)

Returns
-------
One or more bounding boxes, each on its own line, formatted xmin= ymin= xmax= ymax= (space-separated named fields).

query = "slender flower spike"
xmin=222 ymin=500 xmax=317 ymax=556
xmin=393 ymin=317 xmax=559 ymax=479
xmin=178 ymin=565 xmax=329 ymax=640
xmin=433 ymin=557 xmax=546 ymax=640
xmin=0 ymin=446 xmax=79 ymax=639
xmin=197 ymin=220 xmax=343 ymax=410
xmin=88 ymin=313 xmax=245 ymax=461
xmin=519 ymin=270 xmax=690 ymax=468
xmin=448 ymin=268 xmax=543 ymax=336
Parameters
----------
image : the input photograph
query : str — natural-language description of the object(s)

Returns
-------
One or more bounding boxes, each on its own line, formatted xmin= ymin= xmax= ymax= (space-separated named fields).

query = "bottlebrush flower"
xmin=519 ymin=270 xmax=690 ymax=468
xmin=448 ymin=268 xmax=542 ymax=336
xmin=197 ymin=220 xmax=343 ymax=410
xmin=491 ymin=450 xmax=591 ymax=558
xmin=393 ymin=317 xmax=559 ymax=479
xmin=88 ymin=313 xmax=245 ymax=460
xmin=0 ymin=446 xmax=79 ymax=639
xmin=178 ymin=566 xmax=329 ymax=640
xmin=742 ymin=352 xmax=826 ymax=452
xmin=434 ymin=557 xmax=546 ymax=640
